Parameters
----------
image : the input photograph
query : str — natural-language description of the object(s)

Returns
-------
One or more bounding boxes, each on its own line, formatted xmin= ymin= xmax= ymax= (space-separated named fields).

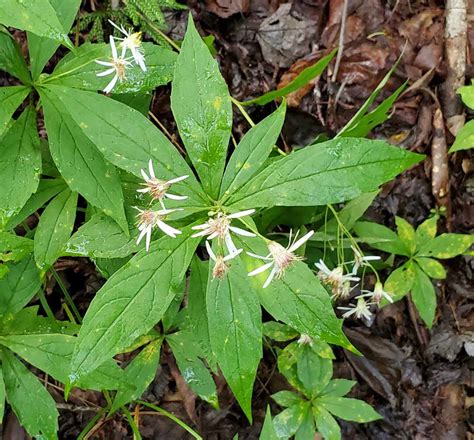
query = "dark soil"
xmin=2 ymin=0 xmax=473 ymax=439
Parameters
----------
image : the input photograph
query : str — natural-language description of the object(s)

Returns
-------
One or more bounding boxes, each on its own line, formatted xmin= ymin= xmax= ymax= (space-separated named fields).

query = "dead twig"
xmin=331 ymin=0 xmax=348 ymax=82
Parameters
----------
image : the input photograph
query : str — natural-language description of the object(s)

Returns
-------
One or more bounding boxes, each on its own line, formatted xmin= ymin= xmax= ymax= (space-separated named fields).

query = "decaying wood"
xmin=440 ymin=0 xmax=467 ymax=136
xmin=431 ymin=107 xmax=451 ymax=221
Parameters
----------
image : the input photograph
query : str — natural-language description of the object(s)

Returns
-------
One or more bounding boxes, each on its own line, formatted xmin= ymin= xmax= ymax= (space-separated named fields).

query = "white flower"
xmin=315 ymin=260 xmax=360 ymax=288
xmin=135 ymin=207 xmax=182 ymax=251
xmin=205 ymin=241 xmax=242 ymax=279
xmin=247 ymin=230 xmax=314 ymax=288
xmin=338 ymin=297 xmax=373 ymax=320
xmin=95 ymin=36 xmax=132 ymax=93
xmin=191 ymin=210 xmax=256 ymax=254
xmin=109 ymin=19 xmax=146 ymax=71
xmin=137 ymin=159 xmax=188 ymax=209
xmin=297 ymin=333 xmax=313 ymax=346
xmin=331 ymin=280 xmax=357 ymax=300
xmin=359 ymin=281 xmax=393 ymax=304
xmin=351 ymin=246 xmax=380 ymax=274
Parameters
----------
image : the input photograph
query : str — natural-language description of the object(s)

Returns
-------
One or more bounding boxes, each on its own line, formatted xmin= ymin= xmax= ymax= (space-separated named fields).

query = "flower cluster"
xmin=135 ymin=160 xmax=188 ymax=251
xmin=95 ymin=20 xmax=147 ymax=93
xmin=315 ymin=247 xmax=392 ymax=321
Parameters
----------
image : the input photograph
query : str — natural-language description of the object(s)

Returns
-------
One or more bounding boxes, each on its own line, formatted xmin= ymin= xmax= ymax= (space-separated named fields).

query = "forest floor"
xmin=2 ymin=0 xmax=473 ymax=439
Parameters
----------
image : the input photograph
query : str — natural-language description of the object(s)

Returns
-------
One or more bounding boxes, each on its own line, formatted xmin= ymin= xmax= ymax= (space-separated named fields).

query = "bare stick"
xmin=331 ymin=0 xmax=349 ymax=82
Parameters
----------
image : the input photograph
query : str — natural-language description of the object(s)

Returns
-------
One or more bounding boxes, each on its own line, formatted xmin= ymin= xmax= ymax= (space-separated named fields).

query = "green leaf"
xmin=0 ymin=369 xmax=4 ymax=421
xmin=354 ymin=221 xmax=411 ymax=256
xmin=259 ymin=407 xmax=279 ymax=440
xmin=240 ymin=236 xmax=356 ymax=352
xmin=417 ymin=233 xmax=474 ymax=259
xmin=110 ymin=338 xmax=162 ymax=413
xmin=415 ymin=215 xmax=438 ymax=250
xmin=5 ymin=178 xmax=67 ymax=229
xmin=0 ymin=333 xmax=125 ymax=391
xmin=297 ymin=344 xmax=333 ymax=397
xmin=227 ymin=138 xmax=423 ymax=209
xmin=182 ymin=258 xmax=216 ymax=368
xmin=0 ymin=86 xmax=30 ymax=137
xmin=47 ymin=42 xmax=177 ymax=92
xmin=384 ymin=262 xmax=416 ymax=303
xmin=0 ymin=106 xmax=41 ymax=228
xmin=277 ymin=342 xmax=306 ymax=393
xmin=0 ymin=28 xmax=31 ymax=83
xmin=34 ymin=189 xmax=77 ymax=270
xmin=449 ymin=119 xmax=474 ymax=152
xmin=415 ymin=257 xmax=446 ymax=279
xmin=273 ymin=401 xmax=309 ymax=439
xmin=271 ymin=390 xmax=303 ymax=408
xmin=0 ymin=232 xmax=33 ymax=263
xmin=3 ymin=348 xmax=59 ymax=439
xmin=0 ymin=0 xmax=72 ymax=48
xmin=318 ymin=396 xmax=382 ymax=422
xmin=40 ymin=85 xmax=128 ymax=232
xmin=206 ymin=256 xmax=262 ymax=421
xmin=339 ymin=82 xmax=407 ymax=138
xmin=171 ymin=15 xmax=232 ymax=198
xmin=395 ymin=216 xmax=416 ymax=255
xmin=321 ymin=379 xmax=356 ymax=397
xmin=313 ymin=406 xmax=341 ymax=440
xmin=263 ymin=321 xmax=299 ymax=342
xmin=28 ymin=0 xmax=81 ymax=78
xmin=295 ymin=407 xmax=316 ymax=440
xmin=67 ymin=212 xmax=138 ymax=258
xmin=243 ymin=50 xmax=336 ymax=106
xmin=337 ymin=58 xmax=400 ymax=137
xmin=220 ymin=103 xmax=286 ymax=198
xmin=70 ymin=226 xmax=199 ymax=382
xmin=0 ymin=306 xmax=78 ymax=335
xmin=411 ymin=262 xmax=436 ymax=328
xmin=167 ymin=330 xmax=218 ymax=408
xmin=458 ymin=84 xmax=474 ymax=109
xmin=0 ymin=255 xmax=40 ymax=315
xmin=40 ymin=85 xmax=206 ymax=211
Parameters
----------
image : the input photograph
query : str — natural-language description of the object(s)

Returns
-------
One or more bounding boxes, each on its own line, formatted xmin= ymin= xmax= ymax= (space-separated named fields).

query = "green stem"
xmin=77 ymin=408 xmax=107 ymax=440
xmin=51 ymin=268 xmax=82 ymax=324
xmin=136 ymin=401 xmax=202 ymax=440
xmin=230 ymin=97 xmax=287 ymax=156
xmin=122 ymin=406 xmax=142 ymax=440
xmin=37 ymin=289 xmax=56 ymax=322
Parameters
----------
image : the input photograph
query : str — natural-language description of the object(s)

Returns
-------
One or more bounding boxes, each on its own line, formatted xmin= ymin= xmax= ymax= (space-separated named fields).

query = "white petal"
xmin=288 ymin=230 xmax=314 ymax=252
xmin=137 ymin=187 xmax=150 ymax=193
xmin=246 ymin=252 xmax=272 ymax=261
xmin=263 ymin=266 xmax=278 ymax=288
xmin=103 ymin=74 xmax=119 ymax=93
xmin=191 ymin=223 xmax=209 ymax=230
xmin=141 ymin=168 xmax=149 ymax=181
xmin=167 ymin=175 xmax=189 ymax=184
xmin=191 ymin=230 xmax=210 ymax=238
xmin=156 ymin=220 xmax=181 ymax=238
xmin=315 ymin=259 xmax=330 ymax=274
xmin=165 ymin=193 xmax=187 ymax=200
xmin=120 ymin=43 xmax=127 ymax=59
xmin=225 ymin=233 xmax=238 ymax=254
xmin=148 ymin=159 xmax=155 ymax=179
xmin=109 ymin=36 xmax=118 ymax=60
xmin=96 ymin=67 xmax=116 ymax=77
xmin=229 ymin=226 xmax=255 ymax=237
xmin=108 ymin=19 xmax=127 ymax=36
xmin=205 ymin=241 xmax=216 ymax=261
xmin=208 ymin=231 xmax=219 ymax=240
xmin=95 ymin=60 xmax=114 ymax=66
xmin=145 ymin=228 xmax=152 ymax=251
xmin=136 ymin=227 xmax=148 ymax=246
xmin=364 ymin=256 xmax=381 ymax=261
xmin=383 ymin=291 xmax=394 ymax=303
xmin=248 ymin=262 xmax=274 ymax=277
xmin=227 ymin=209 xmax=255 ymax=219
xmin=223 ymin=248 xmax=243 ymax=261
